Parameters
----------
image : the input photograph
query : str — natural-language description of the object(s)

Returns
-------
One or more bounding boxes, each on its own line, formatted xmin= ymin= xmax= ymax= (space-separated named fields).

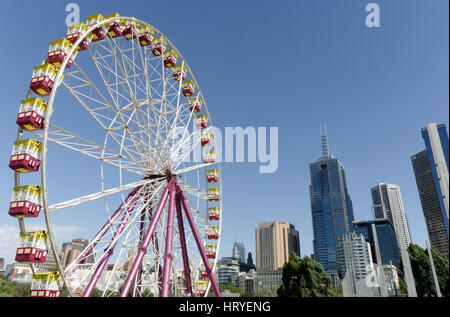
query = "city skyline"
xmin=0 ymin=0 xmax=448 ymax=278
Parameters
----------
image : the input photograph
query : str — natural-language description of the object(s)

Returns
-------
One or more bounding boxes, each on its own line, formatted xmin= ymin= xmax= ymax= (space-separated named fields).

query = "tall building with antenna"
xmin=309 ymin=125 xmax=355 ymax=285
xmin=232 ymin=242 xmax=246 ymax=263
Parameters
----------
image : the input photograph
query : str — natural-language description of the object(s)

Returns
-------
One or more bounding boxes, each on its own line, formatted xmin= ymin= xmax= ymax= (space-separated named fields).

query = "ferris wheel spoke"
xmin=30 ymin=123 xmax=145 ymax=175
xmin=62 ymin=75 xmax=147 ymax=170
xmin=175 ymin=162 xmax=214 ymax=175
xmin=65 ymin=183 xmax=165 ymax=288
xmin=87 ymin=44 xmax=156 ymax=167
xmin=177 ymin=181 xmax=209 ymax=201
xmin=48 ymin=177 xmax=164 ymax=213
xmin=118 ymin=108 xmax=166 ymax=170
xmin=65 ymin=187 xmax=142 ymax=279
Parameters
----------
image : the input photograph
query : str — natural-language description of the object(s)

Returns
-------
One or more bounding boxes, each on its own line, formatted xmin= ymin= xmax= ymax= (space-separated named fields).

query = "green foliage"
xmin=256 ymin=287 xmax=277 ymax=297
xmin=90 ymin=288 xmax=103 ymax=297
xmin=0 ymin=274 xmax=31 ymax=297
xmin=277 ymin=252 xmax=340 ymax=297
xmin=430 ymin=247 xmax=449 ymax=297
xmin=219 ymin=282 xmax=242 ymax=295
xmin=398 ymin=279 xmax=407 ymax=295
xmin=406 ymin=244 xmax=449 ymax=297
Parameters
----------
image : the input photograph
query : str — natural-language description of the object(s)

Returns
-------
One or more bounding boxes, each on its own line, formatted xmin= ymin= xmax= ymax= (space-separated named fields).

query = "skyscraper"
xmin=337 ymin=232 xmax=374 ymax=281
xmin=421 ymin=123 xmax=449 ymax=233
xmin=255 ymin=221 xmax=300 ymax=271
xmin=62 ymin=238 xmax=92 ymax=268
xmin=353 ymin=219 xmax=400 ymax=269
xmin=310 ymin=130 xmax=355 ymax=282
xmin=0 ymin=258 xmax=5 ymax=273
xmin=371 ymin=183 xmax=411 ymax=251
xmin=232 ymin=242 xmax=246 ymax=263
xmin=411 ymin=150 xmax=449 ymax=255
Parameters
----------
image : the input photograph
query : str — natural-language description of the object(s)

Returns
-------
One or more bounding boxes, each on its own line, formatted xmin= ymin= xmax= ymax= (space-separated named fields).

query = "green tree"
xmin=398 ymin=279 xmax=407 ymax=295
xmin=219 ymin=282 xmax=242 ymax=295
xmin=407 ymin=243 xmax=449 ymax=297
xmin=277 ymin=252 xmax=340 ymax=297
xmin=0 ymin=274 xmax=30 ymax=297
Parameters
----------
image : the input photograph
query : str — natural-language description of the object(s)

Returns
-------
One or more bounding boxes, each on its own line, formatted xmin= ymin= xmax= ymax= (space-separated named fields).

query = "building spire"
xmin=320 ymin=123 xmax=330 ymax=157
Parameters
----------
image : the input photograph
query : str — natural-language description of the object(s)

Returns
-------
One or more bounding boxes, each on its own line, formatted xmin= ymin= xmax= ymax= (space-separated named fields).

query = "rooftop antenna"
xmin=320 ymin=123 xmax=330 ymax=157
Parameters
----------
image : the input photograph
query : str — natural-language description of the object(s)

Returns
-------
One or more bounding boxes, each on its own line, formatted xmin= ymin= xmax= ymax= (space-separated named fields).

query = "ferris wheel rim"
xmin=15 ymin=16 xmax=224 ymax=297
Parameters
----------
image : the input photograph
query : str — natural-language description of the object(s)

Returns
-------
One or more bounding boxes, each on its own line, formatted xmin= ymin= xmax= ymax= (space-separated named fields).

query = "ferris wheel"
xmin=8 ymin=13 xmax=222 ymax=297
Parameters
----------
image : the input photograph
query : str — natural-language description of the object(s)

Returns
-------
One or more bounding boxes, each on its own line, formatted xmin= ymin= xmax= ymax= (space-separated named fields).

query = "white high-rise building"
xmin=337 ymin=232 xmax=374 ymax=281
xmin=371 ymin=183 xmax=411 ymax=251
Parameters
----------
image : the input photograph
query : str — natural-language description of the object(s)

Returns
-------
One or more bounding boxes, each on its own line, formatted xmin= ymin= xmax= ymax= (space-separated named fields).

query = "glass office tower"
xmin=353 ymin=219 xmax=401 ymax=269
xmin=421 ymin=123 xmax=449 ymax=236
xmin=310 ymin=131 xmax=355 ymax=283
xmin=411 ymin=150 xmax=449 ymax=255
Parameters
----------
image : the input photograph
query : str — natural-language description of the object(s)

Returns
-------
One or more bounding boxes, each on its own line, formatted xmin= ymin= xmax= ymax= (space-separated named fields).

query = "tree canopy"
xmin=277 ymin=252 xmax=340 ymax=297
xmin=407 ymin=243 xmax=449 ymax=297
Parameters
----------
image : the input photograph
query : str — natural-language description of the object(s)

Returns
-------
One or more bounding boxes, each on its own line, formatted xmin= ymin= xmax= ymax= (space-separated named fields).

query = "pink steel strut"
xmin=176 ymin=183 xmax=221 ymax=297
xmin=119 ymin=178 xmax=174 ymax=297
xmin=159 ymin=182 xmax=177 ymax=296
xmin=82 ymin=193 xmax=140 ymax=297
xmin=135 ymin=205 xmax=148 ymax=297
xmin=175 ymin=190 xmax=193 ymax=296
xmin=66 ymin=187 xmax=142 ymax=277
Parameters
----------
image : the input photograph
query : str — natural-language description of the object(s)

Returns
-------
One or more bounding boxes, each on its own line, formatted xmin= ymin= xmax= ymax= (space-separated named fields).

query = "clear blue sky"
xmin=0 ymin=0 xmax=448 ymax=264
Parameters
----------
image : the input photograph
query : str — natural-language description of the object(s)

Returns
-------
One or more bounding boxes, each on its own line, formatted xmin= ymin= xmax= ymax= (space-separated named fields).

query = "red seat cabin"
xmin=173 ymin=64 xmax=187 ymax=81
xmin=16 ymin=98 xmax=48 ymax=131
xmin=105 ymin=13 xmax=124 ymax=38
xmin=8 ymin=185 xmax=42 ymax=218
xmin=66 ymin=22 xmax=91 ymax=51
xmin=9 ymin=139 xmax=42 ymax=173
xmin=46 ymin=38 xmax=76 ymax=69
xmin=29 ymin=64 xmax=58 ymax=96
xmin=163 ymin=49 xmax=178 ymax=68
xmin=123 ymin=19 xmax=140 ymax=40
xmin=201 ymin=132 xmax=213 ymax=146
xmin=189 ymin=97 xmax=202 ymax=112
xmin=137 ymin=25 xmax=154 ymax=47
xmin=206 ymin=169 xmax=218 ymax=183
xmin=15 ymin=231 xmax=48 ymax=264
xmin=151 ymin=36 xmax=167 ymax=56
xmin=182 ymin=80 xmax=195 ymax=96
xmin=208 ymin=207 xmax=220 ymax=220
xmin=86 ymin=14 xmax=107 ymax=42
xmin=195 ymin=115 xmax=208 ymax=129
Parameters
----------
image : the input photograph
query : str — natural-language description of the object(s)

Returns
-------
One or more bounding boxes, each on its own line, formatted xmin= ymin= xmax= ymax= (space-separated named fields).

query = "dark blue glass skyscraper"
xmin=310 ymin=131 xmax=354 ymax=283
xmin=421 ymin=123 xmax=449 ymax=235
xmin=353 ymin=219 xmax=401 ymax=269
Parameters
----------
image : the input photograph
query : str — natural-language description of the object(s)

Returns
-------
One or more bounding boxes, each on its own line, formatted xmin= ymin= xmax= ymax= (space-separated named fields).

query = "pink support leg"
xmin=175 ymin=192 xmax=193 ymax=297
xmin=66 ymin=187 xmax=142 ymax=277
xmin=160 ymin=184 xmax=177 ymax=297
xmin=135 ymin=206 xmax=148 ymax=297
xmin=83 ymin=194 xmax=139 ymax=297
xmin=120 ymin=178 xmax=175 ymax=297
xmin=176 ymin=183 xmax=221 ymax=297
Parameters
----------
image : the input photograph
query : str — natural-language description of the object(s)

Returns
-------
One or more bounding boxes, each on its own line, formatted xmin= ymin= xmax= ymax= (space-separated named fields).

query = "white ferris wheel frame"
xmin=13 ymin=16 xmax=223 ymax=297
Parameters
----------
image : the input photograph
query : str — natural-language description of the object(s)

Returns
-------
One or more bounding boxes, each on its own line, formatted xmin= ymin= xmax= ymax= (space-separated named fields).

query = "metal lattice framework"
xmin=10 ymin=14 xmax=222 ymax=297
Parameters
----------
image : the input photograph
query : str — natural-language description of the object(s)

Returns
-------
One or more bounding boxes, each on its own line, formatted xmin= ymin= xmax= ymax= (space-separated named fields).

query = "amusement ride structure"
xmin=8 ymin=13 xmax=222 ymax=297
